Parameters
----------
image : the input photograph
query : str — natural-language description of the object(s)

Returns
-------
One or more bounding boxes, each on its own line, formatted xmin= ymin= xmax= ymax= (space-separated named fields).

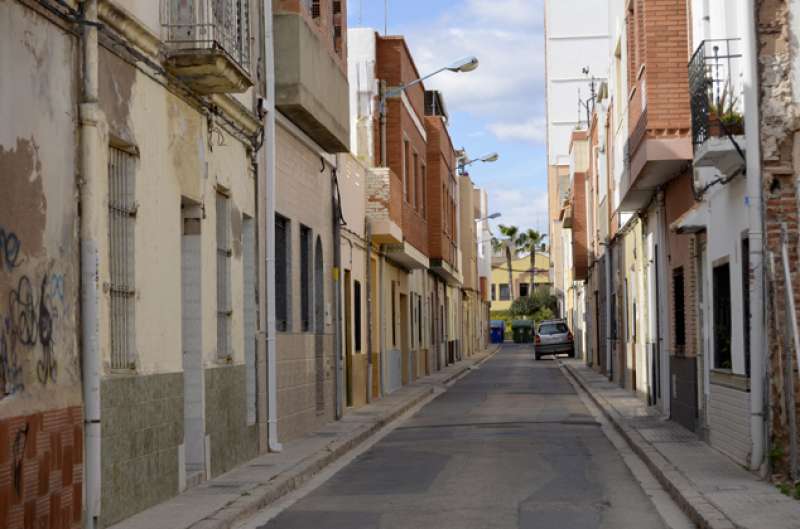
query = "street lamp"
xmin=458 ymin=152 xmax=499 ymax=176
xmin=475 ymin=212 xmax=501 ymax=222
xmin=380 ymin=56 xmax=480 ymax=165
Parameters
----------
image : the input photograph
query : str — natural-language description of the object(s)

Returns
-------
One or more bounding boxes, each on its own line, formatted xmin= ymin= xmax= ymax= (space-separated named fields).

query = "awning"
xmin=671 ymin=202 xmax=709 ymax=234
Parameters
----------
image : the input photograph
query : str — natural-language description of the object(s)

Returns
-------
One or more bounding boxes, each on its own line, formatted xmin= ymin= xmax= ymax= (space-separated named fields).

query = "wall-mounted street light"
xmin=380 ymin=56 xmax=480 ymax=165
xmin=458 ymin=152 xmax=499 ymax=176
xmin=475 ymin=212 xmax=501 ymax=222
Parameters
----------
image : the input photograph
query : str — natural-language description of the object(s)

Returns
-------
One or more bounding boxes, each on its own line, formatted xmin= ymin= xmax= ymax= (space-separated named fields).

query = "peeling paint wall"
xmin=0 ymin=3 xmax=82 ymax=528
xmin=0 ymin=0 xmax=81 ymax=421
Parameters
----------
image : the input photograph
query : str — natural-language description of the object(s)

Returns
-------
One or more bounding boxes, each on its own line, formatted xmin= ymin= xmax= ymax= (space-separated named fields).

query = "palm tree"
xmin=518 ymin=229 xmax=547 ymax=293
xmin=497 ymin=224 xmax=524 ymax=302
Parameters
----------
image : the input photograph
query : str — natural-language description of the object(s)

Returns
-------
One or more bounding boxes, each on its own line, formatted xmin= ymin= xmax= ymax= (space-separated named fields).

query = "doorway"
xmin=344 ymin=269 xmax=353 ymax=407
xmin=181 ymin=199 xmax=206 ymax=486
xmin=400 ymin=293 xmax=409 ymax=385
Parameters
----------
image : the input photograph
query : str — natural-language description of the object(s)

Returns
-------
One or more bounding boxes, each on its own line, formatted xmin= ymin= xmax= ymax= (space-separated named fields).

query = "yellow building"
xmin=490 ymin=253 xmax=551 ymax=312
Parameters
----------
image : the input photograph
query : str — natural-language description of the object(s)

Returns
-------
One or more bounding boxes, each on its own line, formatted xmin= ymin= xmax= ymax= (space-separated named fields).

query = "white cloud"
xmin=488 ymin=117 xmax=547 ymax=144
xmin=488 ymin=187 xmax=550 ymax=235
xmin=401 ymin=1 xmax=545 ymax=125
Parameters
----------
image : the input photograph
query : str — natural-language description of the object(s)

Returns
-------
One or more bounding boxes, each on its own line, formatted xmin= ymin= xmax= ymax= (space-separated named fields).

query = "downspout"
xmin=365 ymin=223 xmax=373 ymax=403
xmin=333 ymin=160 xmax=343 ymax=419
xmin=263 ymin=0 xmax=282 ymax=453
xmin=604 ymin=240 xmax=612 ymax=378
xmin=742 ymin=0 xmax=766 ymax=473
xmin=80 ymin=1 xmax=101 ymax=527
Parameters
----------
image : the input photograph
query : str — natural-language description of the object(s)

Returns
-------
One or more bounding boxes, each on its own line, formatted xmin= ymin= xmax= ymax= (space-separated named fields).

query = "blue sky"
xmin=348 ymin=0 xmax=549 ymax=237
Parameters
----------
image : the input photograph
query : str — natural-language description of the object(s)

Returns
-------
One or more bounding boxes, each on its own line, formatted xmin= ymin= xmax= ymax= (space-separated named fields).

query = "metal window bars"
xmin=162 ymin=0 xmax=251 ymax=72
xmin=109 ymin=147 xmax=137 ymax=370
xmin=216 ymin=192 xmax=232 ymax=360
xmin=689 ymin=38 xmax=743 ymax=146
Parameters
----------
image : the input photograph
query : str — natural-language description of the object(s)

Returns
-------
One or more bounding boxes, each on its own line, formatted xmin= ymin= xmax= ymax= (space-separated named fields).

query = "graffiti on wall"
xmin=0 ymin=226 xmax=64 ymax=397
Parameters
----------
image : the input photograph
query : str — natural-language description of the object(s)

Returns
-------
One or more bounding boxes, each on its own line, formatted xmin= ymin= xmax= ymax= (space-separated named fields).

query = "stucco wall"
xmin=0 ymin=5 xmax=83 ymax=528
xmin=274 ymin=121 xmax=337 ymax=441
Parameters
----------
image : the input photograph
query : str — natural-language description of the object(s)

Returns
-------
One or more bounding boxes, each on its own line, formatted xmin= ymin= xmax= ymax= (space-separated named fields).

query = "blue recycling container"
xmin=490 ymin=320 xmax=505 ymax=344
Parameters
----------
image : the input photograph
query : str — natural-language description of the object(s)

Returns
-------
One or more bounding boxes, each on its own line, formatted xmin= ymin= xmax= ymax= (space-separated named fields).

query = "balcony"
xmin=161 ymin=0 xmax=253 ymax=94
xmin=366 ymin=167 xmax=403 ymax=245
xmin=274 ymin=5 xmax=350 ymax=153
xmin=689 ymin=39 xmax=746 ymax=176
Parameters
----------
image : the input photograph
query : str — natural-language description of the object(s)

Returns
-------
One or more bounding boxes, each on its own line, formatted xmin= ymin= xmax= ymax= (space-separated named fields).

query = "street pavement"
xmin=249 ymin=344 xmax=674 ymax=529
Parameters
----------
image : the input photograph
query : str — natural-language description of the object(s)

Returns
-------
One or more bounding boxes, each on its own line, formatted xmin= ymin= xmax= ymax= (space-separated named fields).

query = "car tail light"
xmin=567 ymin=332 xmax=574 ymax=342
xmin=535 ymin=335 xmax=541 ymax=345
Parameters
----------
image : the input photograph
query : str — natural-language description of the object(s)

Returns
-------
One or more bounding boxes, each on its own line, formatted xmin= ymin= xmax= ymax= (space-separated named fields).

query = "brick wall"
xmin=572 ymin=171 xmax=589 ymax=280
xmin=757 ymin=0 xmax=800 ymax=479
xmin=425 ymin=116 xmax=457 ymax=268
xmin=0 ymin=407 xmax=82 ymax=529
xmin=626 ymin=0 xmax=692 ymax=145
xmin=376 ymin=37 xmax=430 ymax=256
xmin=274 ymin=0 xmax=347 ymax=67
xmin=664 ymin=173 xmax=698 ymax=358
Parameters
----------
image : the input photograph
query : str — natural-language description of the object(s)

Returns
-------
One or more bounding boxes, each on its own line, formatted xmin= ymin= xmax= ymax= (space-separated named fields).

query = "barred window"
xmin=216 ymin=192 xmax=232 ymax=359
xmin=276 ymin=214 xmax=290 ymax=331
xmin=108 ymin=146 xmax=137 ymax=370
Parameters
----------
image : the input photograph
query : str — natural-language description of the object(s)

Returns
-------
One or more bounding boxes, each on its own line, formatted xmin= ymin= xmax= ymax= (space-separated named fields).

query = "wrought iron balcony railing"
xmin=688 ymin=38 xmax=743 ymax=146
xmin=161 ymin=0 xmax=251 ymax=73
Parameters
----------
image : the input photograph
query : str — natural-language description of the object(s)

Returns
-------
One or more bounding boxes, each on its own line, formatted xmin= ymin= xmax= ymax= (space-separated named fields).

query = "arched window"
xmin=314 ymin=236 xmax=324 ymax=333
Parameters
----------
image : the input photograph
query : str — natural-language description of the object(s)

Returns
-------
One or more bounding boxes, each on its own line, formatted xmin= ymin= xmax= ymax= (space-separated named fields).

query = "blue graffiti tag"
xmin=0 ymin=228 xmax=21 ymax=271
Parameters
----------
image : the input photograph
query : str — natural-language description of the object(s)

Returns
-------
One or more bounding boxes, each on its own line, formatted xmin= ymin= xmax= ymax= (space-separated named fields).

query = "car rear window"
xmin=539 ymin=323 xmax=568 ymax=335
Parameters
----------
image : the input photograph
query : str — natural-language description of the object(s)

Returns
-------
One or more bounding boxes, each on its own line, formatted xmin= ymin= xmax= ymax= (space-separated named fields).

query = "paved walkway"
xmin=563 ymin=359 xmax=800 ymax=529
xmin=110 ymin=347 xmax=499 ymax=529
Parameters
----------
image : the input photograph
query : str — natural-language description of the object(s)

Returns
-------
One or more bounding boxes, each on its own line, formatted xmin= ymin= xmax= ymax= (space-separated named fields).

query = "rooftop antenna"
xmin=577 ymin=66 xmax=597 ymax=128
xmin=384 ymin=0 xmax=388 ymax=35
xmin=359 ymin=0 xmax=363 ymax=25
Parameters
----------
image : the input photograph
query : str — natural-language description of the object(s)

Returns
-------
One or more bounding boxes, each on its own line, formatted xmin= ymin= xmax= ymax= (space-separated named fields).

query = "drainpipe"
xmin=366 ymin=223 xmax=373 ymax=403
xmin=262 ymin=0 xmax=282 ymax=453
xmin=80 ymin=1 xmax=102 ymax=527
xmin=333 ymin=160 xmax=343 ymax=419
xmin=742 ymin=0 xmax=765 ymax=473
xmin=604 ymin=241 xmax=612 ymax=378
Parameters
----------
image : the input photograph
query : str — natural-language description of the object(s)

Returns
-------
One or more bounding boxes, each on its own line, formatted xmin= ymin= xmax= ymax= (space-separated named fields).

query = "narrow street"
xmin=243 ymin=344 xmax=681 ymax=529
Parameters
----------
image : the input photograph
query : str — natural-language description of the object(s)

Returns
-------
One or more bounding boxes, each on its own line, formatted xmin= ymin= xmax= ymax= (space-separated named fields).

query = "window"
xmin=108 ymin=146 xmax=136 ymax=370
xmin=713 ymin=263 xmax=732 ymax=369
xmin=391 ymin=281 xmax=397 ymax=346
xmin=275 ymin=214 xmax=290 ymax=331
xmin=519 ymin=283 xmax=530 ymax=298
xmin=673 ymin=267 xmax=686 ymax=352
xmin=300 ymin=225 xmax=312 ymax=332
xmin=417 ymin=295 xmax=423 ymax=349
xmin=314 ymin=236 xmax=324 ymax=333
xmin=742 ymin=237 xmax=751 ymax=375
xmin=413 ymin=152 xmax=420 ymax=210
xmin=421 ymin=164 xmax=427 ymax=217
xmin=216 ymin=192 xmax=232 ymax=359
xmin=499 ymin=283 xmax=510 ymax=301
xmin=491 ymin=284 xmax=496 ymax=301
xmin=354 ymin=280 xmax=362 ymax=352
xmin=404 ymin=140 xmax=411 ymax=202
xmin=539 ymin=322 xmax=569 ymax=335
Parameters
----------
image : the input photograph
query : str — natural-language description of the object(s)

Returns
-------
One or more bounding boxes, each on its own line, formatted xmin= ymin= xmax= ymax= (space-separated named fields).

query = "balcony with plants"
xmin=689 ymin=38 xmax=746 ymax=177
xmin=161 ymin=0 xmax=253 ymax=94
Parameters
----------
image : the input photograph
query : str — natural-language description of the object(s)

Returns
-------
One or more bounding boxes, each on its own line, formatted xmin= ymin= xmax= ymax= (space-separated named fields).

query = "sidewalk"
xmin=562 ymin=359 xmax=800 ymax=529
xmin=110 ymin=346 xmax=500 ymax=529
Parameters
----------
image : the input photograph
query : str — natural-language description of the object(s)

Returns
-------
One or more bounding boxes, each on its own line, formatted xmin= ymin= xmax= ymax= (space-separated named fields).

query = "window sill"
xmin=710 ymin=369 xmax=750 ymax=392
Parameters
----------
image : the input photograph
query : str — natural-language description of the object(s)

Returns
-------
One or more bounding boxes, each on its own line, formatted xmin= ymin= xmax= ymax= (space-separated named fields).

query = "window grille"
xmin=300 ymin=225 xmax=312 ymax=332
xmin=314 ymin=236 xmax=324 ymax=333
xmin=713 ymin=263 xmax=732 ymax=369
xmin=216 ymin=192 xmax=232 ymax=359
xmin=276 ymin=214 xmax=290 ymax=331
xmin=161 ymin=0 xmax=251 ymax=72
xmin=673 ymin=268 xmax=686 ymax=350
xmin=108 ymin=146 xmax=137 ymax=370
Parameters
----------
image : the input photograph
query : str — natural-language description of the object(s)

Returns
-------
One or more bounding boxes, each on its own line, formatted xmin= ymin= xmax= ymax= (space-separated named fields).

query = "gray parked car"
xmin=534 ymin=320 xmax=574 ymax=360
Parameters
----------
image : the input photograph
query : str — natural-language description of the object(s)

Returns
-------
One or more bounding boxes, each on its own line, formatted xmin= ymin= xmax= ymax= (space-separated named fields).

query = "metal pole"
xmin=781 ymin=224 xmax=800 ymax=480
xmin=333 ymin=165 xmax=343 ymax=419
xmin=365 ymin=223 xmax=373 ymax=403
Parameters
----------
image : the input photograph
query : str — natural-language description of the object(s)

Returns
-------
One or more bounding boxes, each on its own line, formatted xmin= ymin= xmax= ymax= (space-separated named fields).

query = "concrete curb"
xmin=186 ymin=348 xmax=500 ymax=529
xmin=560 ymin=362 xmax=737 ymax=529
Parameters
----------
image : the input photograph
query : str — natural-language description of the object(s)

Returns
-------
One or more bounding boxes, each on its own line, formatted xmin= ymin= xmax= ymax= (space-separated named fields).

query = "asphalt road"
xmin=257 ymin=344 xmax=671 ymax=529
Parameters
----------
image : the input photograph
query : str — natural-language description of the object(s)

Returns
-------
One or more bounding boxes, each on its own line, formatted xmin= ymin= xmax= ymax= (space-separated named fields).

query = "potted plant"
xmin=707 ymin=80 xmax=744 ymax=138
